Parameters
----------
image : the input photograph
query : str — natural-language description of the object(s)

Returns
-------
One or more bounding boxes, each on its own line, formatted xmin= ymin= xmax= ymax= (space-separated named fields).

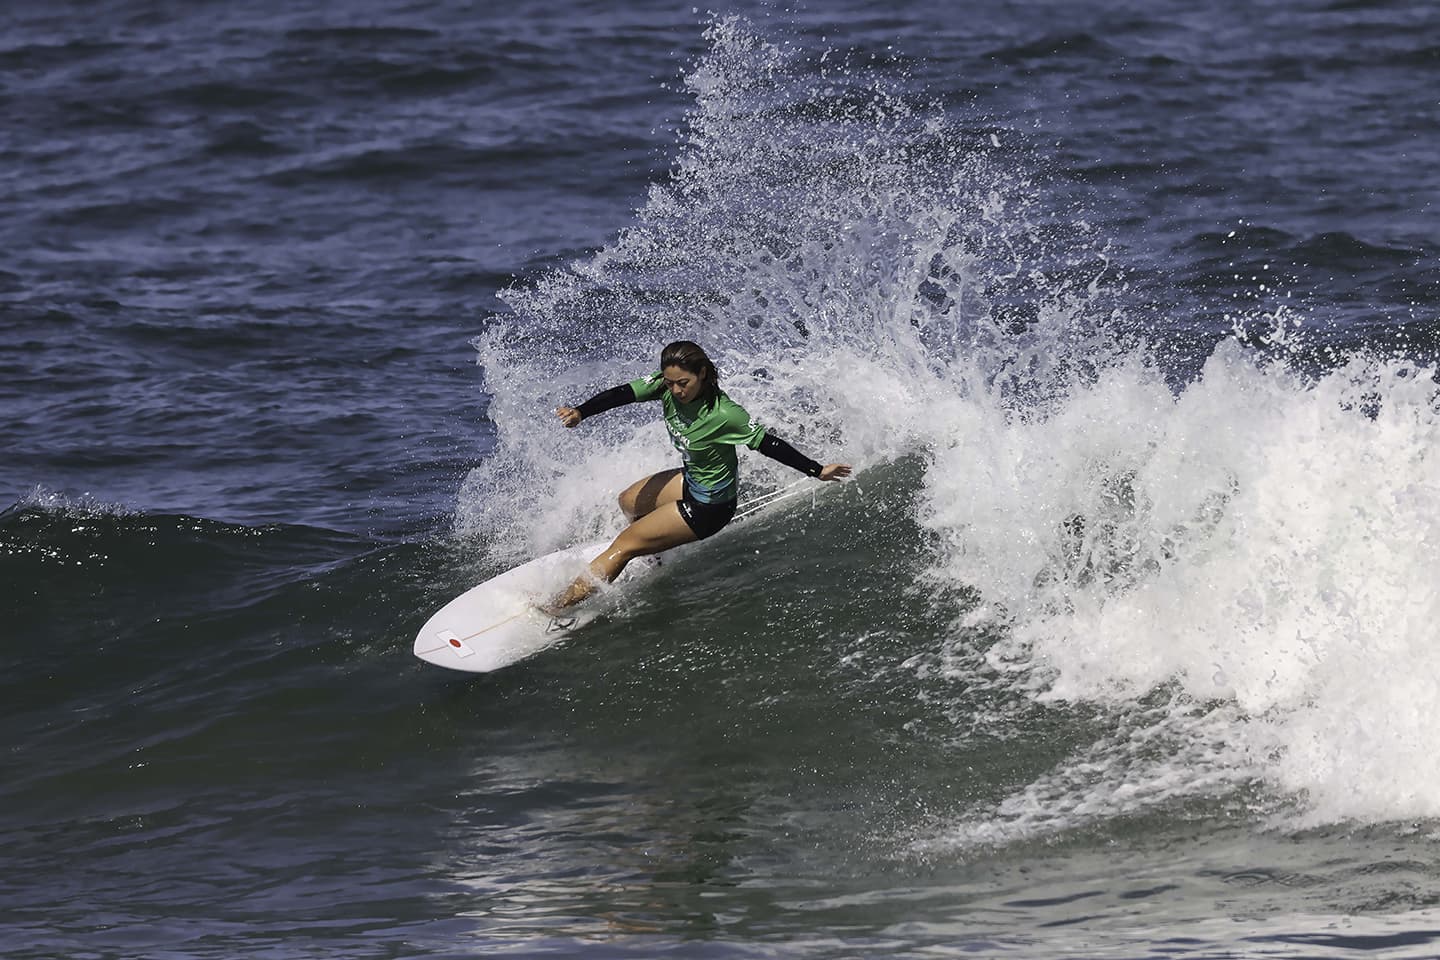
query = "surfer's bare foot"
xmin=532 ymin=597 xmax=568 ymax=617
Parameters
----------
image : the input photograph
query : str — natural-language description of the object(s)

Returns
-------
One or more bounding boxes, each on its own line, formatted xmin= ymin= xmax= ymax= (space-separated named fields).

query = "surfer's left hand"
xmin=819 ymin=463 xmax=851 ymax=481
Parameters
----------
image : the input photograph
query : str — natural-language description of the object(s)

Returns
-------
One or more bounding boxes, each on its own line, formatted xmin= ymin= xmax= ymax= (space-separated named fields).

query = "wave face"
xmin=458 ymin=16 xmax=1440 ymax=839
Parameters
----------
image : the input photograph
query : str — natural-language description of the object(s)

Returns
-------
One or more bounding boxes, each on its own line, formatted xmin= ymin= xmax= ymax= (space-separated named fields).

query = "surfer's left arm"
xmin=756 ymin=433 xmax=851 ymax=482
xmin=557 ymin=383 xmax=637 ymax=428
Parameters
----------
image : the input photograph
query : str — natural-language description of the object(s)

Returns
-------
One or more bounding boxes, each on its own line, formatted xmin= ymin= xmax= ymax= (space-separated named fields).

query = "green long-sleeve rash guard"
xmin=571 ymin=373 xmax=824 ymax=502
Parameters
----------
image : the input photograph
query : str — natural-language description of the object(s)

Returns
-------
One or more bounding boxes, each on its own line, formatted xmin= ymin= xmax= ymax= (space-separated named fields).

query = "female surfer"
xmin=545 ymin=340 xmax=851 ymax=610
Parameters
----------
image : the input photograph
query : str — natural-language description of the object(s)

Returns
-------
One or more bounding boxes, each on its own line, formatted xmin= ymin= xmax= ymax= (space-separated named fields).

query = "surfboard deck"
xmin=413 ymin=539 xmax=652 ymax=673
xmin=414 ymin=479 xmax=815 ymax=674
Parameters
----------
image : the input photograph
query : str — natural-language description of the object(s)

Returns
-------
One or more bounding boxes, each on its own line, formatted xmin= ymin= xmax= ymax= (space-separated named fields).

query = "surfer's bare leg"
xmin=618 ymin=468 xmax=683 ymax=521
xmin=548 ymin=502 xmax=697 ymax=609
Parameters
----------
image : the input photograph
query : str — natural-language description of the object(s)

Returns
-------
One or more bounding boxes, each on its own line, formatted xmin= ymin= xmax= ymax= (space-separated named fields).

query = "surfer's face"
xmin=663 ymin=364 xmax=705 ymax=403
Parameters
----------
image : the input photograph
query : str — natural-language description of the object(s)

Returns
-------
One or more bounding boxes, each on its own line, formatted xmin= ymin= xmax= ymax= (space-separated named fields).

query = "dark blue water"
xmin=5 ymin=1 xmax=1439 ymax=957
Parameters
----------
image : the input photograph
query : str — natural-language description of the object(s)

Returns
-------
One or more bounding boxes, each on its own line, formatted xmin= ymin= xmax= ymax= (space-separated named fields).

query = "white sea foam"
xmin=459 ymin=16 xmax=1101 ymax=544
xmin=460 ymin=16 xmax=1440 ymax=835
xmin=918 ymin=338 xmax=1440 ymax=839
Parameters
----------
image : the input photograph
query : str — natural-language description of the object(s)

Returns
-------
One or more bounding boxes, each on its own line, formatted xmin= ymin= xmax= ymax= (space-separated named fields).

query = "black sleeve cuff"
xmin=574 ymin=383 xmax=637 ymax=420
xmin=757 ymin=433 xmax=822 ymax=477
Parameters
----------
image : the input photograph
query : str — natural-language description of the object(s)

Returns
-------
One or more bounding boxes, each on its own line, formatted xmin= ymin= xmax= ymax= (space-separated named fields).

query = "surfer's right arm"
xmin=556 ymin=383 xmax=638 ymax=428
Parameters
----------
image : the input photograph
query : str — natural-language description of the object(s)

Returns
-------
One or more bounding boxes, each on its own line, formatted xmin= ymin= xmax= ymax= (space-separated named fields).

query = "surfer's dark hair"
xmin=660 ymin=340 xmax=718 ymax=395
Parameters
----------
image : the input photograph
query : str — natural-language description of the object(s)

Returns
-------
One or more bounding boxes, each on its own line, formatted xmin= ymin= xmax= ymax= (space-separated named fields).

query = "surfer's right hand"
xmin=556 ymin=406 xmax=581 ymax=428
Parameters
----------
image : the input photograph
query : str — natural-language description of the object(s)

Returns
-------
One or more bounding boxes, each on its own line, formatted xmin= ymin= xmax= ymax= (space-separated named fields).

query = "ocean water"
xmin=3 ymin=0 xmax=1439 ymax=957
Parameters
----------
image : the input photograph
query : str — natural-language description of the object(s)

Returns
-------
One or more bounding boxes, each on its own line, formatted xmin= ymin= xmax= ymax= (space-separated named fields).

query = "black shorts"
xmin=676 ymin=485 xmax=737 ymax=540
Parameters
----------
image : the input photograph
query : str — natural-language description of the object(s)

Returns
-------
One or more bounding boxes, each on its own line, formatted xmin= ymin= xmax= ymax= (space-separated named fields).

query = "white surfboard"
xmin=413 ymin=539 xmax=653 ymax=673
xmin=414 ymin=479 xmax=817 ymax=673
